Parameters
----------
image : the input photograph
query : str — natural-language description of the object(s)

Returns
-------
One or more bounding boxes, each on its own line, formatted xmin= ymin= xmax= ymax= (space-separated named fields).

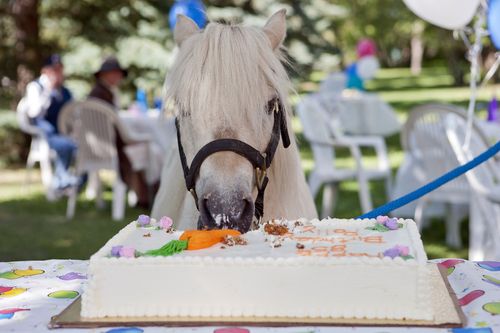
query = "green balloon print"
xmin=48 ymin=290 xmax=79 ymax=299
xmin=483 ymin=302 xmax=500 ymax=316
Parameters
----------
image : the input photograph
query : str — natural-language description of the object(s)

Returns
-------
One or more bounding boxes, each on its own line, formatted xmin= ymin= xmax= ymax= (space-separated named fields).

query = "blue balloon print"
xmin=0 ymin=313 xmax=14 ymax=320
xmin=169 ymin=0 xmax=207 ymax=30
xmin=477 ymin=261 xmax=500 ymax=271
xmin=452 ymin=328 xmax=492 ymax=333
xmin=105 ymin=328 xmax=144 ymax=333
xmin=488 ymin=0 xmax=500 ymax=49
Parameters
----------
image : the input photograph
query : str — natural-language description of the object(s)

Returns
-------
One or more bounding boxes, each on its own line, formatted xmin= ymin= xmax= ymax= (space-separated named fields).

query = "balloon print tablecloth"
xmin=0 ymin=259 xmax=498 ymax=333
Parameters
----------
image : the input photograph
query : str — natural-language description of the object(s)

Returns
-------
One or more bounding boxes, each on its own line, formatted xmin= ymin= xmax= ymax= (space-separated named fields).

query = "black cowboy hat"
xmin=94 ymin=57 xmax=128 ymax=78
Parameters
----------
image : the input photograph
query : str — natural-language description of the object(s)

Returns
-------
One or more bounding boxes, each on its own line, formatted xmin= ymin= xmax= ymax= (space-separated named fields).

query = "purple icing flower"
xmin=137 ymin=214 xmax=151 ymax=227
xmin=383 ymin=247 xmax=400 ymax=258
xmin=376 ymin=215 xmax=389 ymax=224
xmin=385 ymin=218 xmax=399 ymax=230
xmin=395 ymin=245 xmax=410 ymax=257
xmin=384 ymin=245 xmax=410 ymax=258
xmin=111 ymin=245 xmax=123 ymax=257
xmin=119 ymin=246 xmax=136 ymax=258
xmin=159 ymin=216 xmax=173 ymax=230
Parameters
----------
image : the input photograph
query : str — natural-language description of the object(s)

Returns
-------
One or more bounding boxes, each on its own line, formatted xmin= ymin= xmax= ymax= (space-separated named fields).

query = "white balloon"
xmin=356 ymin=56 xmax=380 ymax=80
xmin=403 ymin=0 xmax=480 ymax=30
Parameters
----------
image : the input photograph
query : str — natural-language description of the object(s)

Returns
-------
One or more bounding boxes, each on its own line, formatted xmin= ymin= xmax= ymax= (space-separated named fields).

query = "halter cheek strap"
xmin=175 ymin=97 xmax=290 ymax=221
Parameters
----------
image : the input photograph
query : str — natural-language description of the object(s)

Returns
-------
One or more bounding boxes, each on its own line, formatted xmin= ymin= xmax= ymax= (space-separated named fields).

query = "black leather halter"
xmin=175 ymin=97 xmax=291 ymax=221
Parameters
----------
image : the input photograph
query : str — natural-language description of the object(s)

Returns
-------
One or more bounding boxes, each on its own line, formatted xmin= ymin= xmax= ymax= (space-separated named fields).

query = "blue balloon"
xmin=488 ymin=0 xmax=500 ymax=49
xmin=169 ymin=0 xmax=207 ymax=31
xmin=345 ymin=63 xmax=364 ymax=90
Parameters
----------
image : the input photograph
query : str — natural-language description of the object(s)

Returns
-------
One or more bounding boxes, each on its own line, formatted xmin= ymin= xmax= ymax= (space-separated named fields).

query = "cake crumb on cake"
xmin=143 ymin=233 xmax=151 ymax=237
xmin=296 ymin=243 xmax=305 ymax=249
xmin=263 ymin=221 xmax=289 ymax=236
xmin=222 ymin=235 xmax=248 ymax=246
xmin=294 ymin=220 xmax=304 ymax=227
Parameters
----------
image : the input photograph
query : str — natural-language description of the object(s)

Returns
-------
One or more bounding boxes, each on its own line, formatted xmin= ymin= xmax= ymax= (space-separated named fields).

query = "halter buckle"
xmin=189 ymin=188 xmax=199 ymax=205
xmin=255 ymin=167 xmax=267 ymax=190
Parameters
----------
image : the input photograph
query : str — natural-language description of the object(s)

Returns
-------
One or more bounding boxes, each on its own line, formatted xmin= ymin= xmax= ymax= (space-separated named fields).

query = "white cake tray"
xmin=49 ymin=264 xmax=465 ymax=329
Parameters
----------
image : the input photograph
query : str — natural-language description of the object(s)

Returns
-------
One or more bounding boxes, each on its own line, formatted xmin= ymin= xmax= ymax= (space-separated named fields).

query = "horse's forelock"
xmin=165 ymin=21 xmax=291 ymax=139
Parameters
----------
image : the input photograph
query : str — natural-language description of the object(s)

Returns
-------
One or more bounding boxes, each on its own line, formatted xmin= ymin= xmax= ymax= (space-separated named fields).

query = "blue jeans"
xmin=35 ymin=119 xmax=78 ymax=189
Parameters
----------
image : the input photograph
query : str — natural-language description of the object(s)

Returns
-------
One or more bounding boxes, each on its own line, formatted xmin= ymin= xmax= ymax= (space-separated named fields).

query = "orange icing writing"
xmin=296 ymin=245 xmax=382 ymax=258
xmin=361 ymin=236 xmax=384 ymax=244
xmin=333 ymin=229 xmax=359 ymax=237
xmin=300 ymin=225 xmax=317 ymax=233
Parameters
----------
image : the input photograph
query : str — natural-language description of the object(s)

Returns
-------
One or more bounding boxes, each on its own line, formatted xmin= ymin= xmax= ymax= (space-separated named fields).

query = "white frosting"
xmin=81 ymin=218 xmax=432 ymax=321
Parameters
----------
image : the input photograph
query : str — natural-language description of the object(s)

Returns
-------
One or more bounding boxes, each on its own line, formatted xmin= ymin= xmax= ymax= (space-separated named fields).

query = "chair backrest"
xmin=59 ymin=98 xmax=120 ymax=173
xmin=296 ymin=95 xmax=336 ymax=171
xmin=446 ymin=115 xmax=500 ymax=259
xmin=445 ymin=115 xmax=500 ymax=198
xmin=402 ymin=104 xmax=481 ymax=200
xmin=319 ymin=72 xmax=346 ymax=95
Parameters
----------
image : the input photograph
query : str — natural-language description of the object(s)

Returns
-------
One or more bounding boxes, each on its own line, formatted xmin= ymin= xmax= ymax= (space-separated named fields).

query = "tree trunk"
xmin=410 ymin=21 xmax=424 ymax=76
xmin=8 ymin=0 xmax=41 ymax=100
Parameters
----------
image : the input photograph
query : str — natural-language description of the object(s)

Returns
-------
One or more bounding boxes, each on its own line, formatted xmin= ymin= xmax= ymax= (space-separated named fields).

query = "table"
xmin=1 ymin=259 xmax=498 ymax=332
xmin=323 ymin=91 xmax=401 ymax=137
xmin=119 ymin=110 xmax=175 ymax=153
xmin=117 ymin=111 xmax=176 ymax=185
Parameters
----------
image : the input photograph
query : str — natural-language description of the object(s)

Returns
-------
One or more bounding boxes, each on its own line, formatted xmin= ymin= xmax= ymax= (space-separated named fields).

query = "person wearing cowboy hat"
xmin=88 ymin=56 xmax=128 ymax=108
xmin=87 ymin=56 xmax=153 ymax=209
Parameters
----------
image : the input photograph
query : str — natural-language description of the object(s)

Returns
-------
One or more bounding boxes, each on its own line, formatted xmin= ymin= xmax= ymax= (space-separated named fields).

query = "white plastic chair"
xmin=445 ymin=115 xmax=500 ymax=260
xmin=58 ymin=99 xmax=148 ymax=220
xmin=16 ymin=101 xmax=55 ymax=199
xmin=296 ymin=94 xmax=391 ymax=217
xmin=401 ymin=104 xmax=491 ymax=248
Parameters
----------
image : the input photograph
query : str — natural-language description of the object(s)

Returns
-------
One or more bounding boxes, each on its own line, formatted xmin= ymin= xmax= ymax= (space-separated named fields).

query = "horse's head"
xmin=166 ymin=10 xmax=290 ymax=233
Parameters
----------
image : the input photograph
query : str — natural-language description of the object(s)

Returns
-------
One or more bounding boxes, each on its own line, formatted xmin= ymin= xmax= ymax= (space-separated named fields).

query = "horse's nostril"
xmin=239 ymin=197 xmax=252 ymax=219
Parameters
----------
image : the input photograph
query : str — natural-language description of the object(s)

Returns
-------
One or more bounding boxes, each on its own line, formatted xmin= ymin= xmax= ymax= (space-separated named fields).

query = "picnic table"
xmin=1 ymin=259 xmax=499 ymax=332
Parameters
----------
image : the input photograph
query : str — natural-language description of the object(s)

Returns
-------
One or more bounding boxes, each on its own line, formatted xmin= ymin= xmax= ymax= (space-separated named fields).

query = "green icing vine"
xmin=366 ymin=223 xmax=403 ymax=232
xmin=401 ymin=254 xmax=415 ymax=260
xmin=139 ymin=239 xmax=188 ymax=257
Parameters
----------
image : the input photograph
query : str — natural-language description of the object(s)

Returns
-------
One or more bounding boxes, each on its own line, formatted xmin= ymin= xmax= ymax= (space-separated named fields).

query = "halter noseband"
xmin=175 ymin=97 xmax=291 ymax=222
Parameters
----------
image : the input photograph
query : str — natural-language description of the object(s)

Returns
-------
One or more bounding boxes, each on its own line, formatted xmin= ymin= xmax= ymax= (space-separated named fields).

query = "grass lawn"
xmin=1 ymin=66 xmax=497 ymax=261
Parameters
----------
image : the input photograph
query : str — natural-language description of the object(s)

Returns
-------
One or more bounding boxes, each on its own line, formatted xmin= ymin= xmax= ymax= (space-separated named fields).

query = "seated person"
xmin=88 ymin=57 xmax=154 ymax=209
xmin=25 ymin=54 xmax=78 ymax=194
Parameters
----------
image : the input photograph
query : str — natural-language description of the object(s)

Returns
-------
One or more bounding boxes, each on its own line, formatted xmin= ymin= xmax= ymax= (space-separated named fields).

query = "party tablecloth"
xmin=0 ymin=259 xmax=499 ymax=333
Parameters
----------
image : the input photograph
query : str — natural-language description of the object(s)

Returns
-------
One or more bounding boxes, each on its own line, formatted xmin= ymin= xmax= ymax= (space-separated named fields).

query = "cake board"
xmin=49 ymin=264 xmax=466 ymax=329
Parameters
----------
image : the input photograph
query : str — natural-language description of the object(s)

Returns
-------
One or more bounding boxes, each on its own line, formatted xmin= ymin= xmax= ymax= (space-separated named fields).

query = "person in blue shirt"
xmin=25 ymin=54 xmax=77 ymax=194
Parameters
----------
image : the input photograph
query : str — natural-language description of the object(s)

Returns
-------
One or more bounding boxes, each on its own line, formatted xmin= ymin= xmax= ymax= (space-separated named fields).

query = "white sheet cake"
xmin=81 ymin=217 xmax=432 ymax=321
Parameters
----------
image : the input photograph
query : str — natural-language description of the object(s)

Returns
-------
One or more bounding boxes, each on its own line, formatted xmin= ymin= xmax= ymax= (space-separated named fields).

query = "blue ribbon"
xmin=357 ymin=141 xmax=500 ymax=219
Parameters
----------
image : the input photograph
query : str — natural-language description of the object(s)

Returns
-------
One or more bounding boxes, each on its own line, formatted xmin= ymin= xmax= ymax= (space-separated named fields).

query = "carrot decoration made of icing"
xmin=180 ymin=230 xmax=241 ymax=250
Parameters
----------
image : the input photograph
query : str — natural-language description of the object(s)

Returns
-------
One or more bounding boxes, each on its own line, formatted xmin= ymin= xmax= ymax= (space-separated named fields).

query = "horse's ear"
xmin=174 ymin=14 xmax=200 ymax=46
xmin=263 ymin=9 xmax=287 ymax=50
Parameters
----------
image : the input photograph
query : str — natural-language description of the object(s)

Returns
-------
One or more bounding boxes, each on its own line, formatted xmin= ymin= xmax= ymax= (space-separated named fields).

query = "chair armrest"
xmin=19 ymin=124 xmax=47 ymax=138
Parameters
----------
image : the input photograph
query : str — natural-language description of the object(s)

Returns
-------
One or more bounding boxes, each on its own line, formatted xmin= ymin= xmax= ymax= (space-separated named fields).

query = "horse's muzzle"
xmin=197 ymin=191 xmax=254 ymax=233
